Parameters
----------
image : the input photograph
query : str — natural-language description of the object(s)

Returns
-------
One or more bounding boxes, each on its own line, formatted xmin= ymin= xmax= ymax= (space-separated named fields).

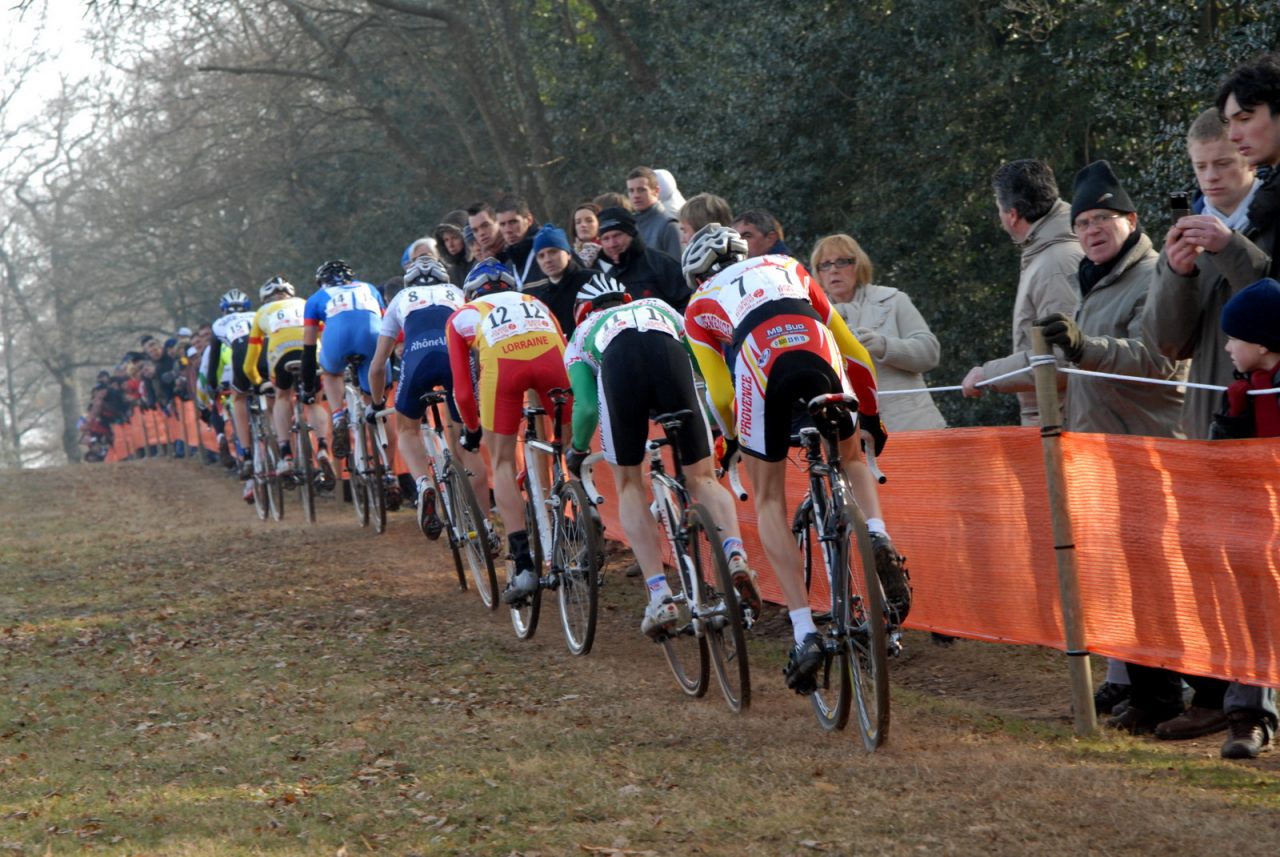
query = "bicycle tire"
xmin=807 ymin=484 xmax=851 ymax=733
xmin=261 ymin=432 xmax=285 ymax=523
xmin=251 ymin=427 xmax=269 ymax=521
xmin=296 ymin=418 xmax=317 ymax=524
xmin=688 ymin=503 xmax=750 ymax=712
xmin=841 ymin=489 xmax=890 ymax=751
xmin=656 ymin=489 xmax=708 ymax=698
xmin=555 ymin=480 xmax=601 ymax=656
xmin=431 ymin=456 xmax=466 ymax=590
xmin=508 ymin=486 xmax=543 ymax=640
xmin=449 ymin=466 xmax=497 ymax=609
xmin=350 ymin=453 xmax=370 ymax=527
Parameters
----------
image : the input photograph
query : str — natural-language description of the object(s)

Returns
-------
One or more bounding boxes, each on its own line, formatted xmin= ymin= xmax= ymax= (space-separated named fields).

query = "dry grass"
xmin=0 ymin=460 xmax=1276 ymax=856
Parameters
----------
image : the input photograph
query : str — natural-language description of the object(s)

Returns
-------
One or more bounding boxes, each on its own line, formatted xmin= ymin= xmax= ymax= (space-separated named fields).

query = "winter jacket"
xmin=634 ymin=201 xmax=683 ymax=260
xmin=831 ymin=285 xmax=947 ymax=431
xmin=434 ymin=210 xmax=470 ymax=287
xmin=981 ymin=200 xmax=1083 ymax=425
xmin=1059 ymin=232 xmax=1187 ymax=437
xmin=603 ymin=234 xmax=691 ymax=313
xmin=523 ymin=260 xmax=598 ymax=340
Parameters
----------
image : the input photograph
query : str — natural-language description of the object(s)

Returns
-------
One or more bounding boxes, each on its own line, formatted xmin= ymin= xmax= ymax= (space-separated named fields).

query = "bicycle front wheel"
xmin=508 ymin=489 xmax=544 ymax=640
xmin=843 ymin=493 xmax=890 ymax=751
xmin=449 ymin=466 xmax=497 ymax=610
xmin=688 ymin=503 xmax=750 ymax=712
xmin=555 ymin=481 xmax=601 ymax=656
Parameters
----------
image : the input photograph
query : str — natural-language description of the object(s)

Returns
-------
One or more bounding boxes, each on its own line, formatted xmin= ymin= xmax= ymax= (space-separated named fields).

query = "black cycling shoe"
xmin=783 ymin=632 xmax=825 ymax=695
xmin=870 ymin=532 xmax=912 ymax=625
xmin=316 ymin=454 xmax=337 ymax=493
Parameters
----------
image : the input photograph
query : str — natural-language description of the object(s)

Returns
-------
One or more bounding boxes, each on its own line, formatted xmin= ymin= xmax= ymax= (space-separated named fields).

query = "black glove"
xmin=1036 ymin=313 xmax=1086 ymax=363
xmin=366 ymin=400 xmax=386 ymax=425
xmin=718 ymin=435 xmax=740 ymax=473
xmin=301 ymin=343 xmax=319 ymax=395
xmin=566 ymin=446 xmax=590 ymax=479
xmin=861 ymin=414 xmax=888 ymax=457
xmin=461 ymin=426 xmax=483 ymax=453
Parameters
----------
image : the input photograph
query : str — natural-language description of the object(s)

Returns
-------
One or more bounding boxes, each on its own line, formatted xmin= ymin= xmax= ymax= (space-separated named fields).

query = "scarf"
xmin=1203 ymin=178 xmax=1261 ymax=233
xmin=1077 ymin=228 xmax=1142 ymax=298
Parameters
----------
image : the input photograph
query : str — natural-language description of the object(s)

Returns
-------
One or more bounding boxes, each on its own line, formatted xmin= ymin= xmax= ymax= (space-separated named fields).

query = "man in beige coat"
xmin=962 ymin=160 xmax=1082 ymax=425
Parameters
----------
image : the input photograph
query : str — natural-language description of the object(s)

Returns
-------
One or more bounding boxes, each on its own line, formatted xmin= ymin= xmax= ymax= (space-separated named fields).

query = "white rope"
xmin=880 ymin=364 xmax=1034 ymax=398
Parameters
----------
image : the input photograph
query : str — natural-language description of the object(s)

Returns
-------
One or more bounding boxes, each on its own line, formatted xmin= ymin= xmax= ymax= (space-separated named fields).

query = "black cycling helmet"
xmin=315 ymin=260 xmax=354 ymax=287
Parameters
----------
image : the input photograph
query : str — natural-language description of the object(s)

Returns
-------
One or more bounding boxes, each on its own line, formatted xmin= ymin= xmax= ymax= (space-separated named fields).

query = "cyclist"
xmin=446 ymin=257 xmax=570 ymax=604
xmin=681 ymin=223 xmax=911 ymax=694
xmin=205 ymin=289 xmax=260 ymax=496
xmin=368 ymin=256 xmax=489 ymax=539
xmin=300 ymin=260 xmax=387 ymax=462
xmin=244 ymin=276 xmax=336 ymax=488
xmin=563 ymin=273 xmax=762 ymax=637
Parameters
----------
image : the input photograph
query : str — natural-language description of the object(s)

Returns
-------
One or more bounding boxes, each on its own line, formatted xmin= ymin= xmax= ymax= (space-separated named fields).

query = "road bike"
xmin=281 ymin=358 xmax=335 ymax=524
xmin=245 ymin=385 xmax=285 ymax=522
xmin=789 ymin=393 xmax=890 ymax=750
xmin=419 ymin=390 xmax=497 ymax=605
xmin=340 ymin=355 xmax=399 ymax=534
xmin=506 ymin=389 xmax=605 ymax=655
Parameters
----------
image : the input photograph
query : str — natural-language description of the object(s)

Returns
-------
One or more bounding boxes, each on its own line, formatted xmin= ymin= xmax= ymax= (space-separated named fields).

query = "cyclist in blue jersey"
xmin=368 ymin=256 xmax=489 ymax=539
xmin=300 ymin=260 xmax=387 ymax=459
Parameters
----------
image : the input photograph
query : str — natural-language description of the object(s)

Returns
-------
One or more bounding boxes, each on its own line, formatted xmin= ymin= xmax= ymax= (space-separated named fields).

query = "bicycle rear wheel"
xmin=432 ymin=461 xmax=466 ymax=590
xmin=296 ymin=421 xmax=317 ymax=524
xmin=364 ymin=423 xmax=388 ymax=535
xmin=842 ymin=494 xmax=890 ymax=751
xmin=349 ymin=453 xmax=370 ymax=527
xmin=555 ymin=481 xmax=601 ymax=656
xmin=660 ymin=552 xmax=709 ymax=698
xmin=808 ymin=496 xmax=851 ymax=733
xmin=508 ymin=491 xmax=543 ymax=639
xmin=251 ymin=430 xmax=269 ymax=521
xmin=265 ymin=441 xmax=285 ymax=522
xmin=688 ymin=503 xmax=750 ymax=712
xmin=450 ymin=466 xmax=497 ymax=609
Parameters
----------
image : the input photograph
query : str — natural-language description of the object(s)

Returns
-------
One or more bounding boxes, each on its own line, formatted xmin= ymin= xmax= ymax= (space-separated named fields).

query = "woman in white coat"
xmin=810 ymin=234 xmax=947 ymax=431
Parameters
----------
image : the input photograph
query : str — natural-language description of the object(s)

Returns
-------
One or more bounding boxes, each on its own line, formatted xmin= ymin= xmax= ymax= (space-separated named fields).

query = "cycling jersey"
xmin=684 ymin=254 xmax=878 ymax=455
xmin=209 ymin=312 xmax=260 ymax=394
xmin=304 ymin=280 xmax=385 ymax=392
xmin=446 ymin=290 xmax=569 ymax=434
xmin=245 ymin=297 xmax=307 ymax=386
xmin=381 ymin=282 xmax=465 ymax=422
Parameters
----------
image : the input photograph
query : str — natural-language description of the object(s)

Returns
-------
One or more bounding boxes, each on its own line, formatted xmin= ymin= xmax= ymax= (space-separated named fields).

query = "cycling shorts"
xmin=271 ymin=349 xmax=303 ymax=391
xmin=734 ymin=315 xmax=851 ymax=462
xmin=395 ymin=349 xmax=459 ymax=423
xmin=479 ymin=348 xmax=570 ymax=435
xmin=599 ymin=329 xmax=712 ymax=467
xmin=230 ymin=339 xmax=268 ymax=394
xmin=318 ymin=323 xmax=381 ymax=392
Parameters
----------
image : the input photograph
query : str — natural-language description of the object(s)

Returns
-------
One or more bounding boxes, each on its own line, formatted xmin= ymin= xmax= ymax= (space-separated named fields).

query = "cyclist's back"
xmin=304 ymin=276 xmax=384 ymax=389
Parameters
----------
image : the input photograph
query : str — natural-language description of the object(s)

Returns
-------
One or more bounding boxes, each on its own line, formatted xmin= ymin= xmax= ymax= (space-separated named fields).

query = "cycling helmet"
xmin=219 ymin=288 xmax=251 ymax=314
xmin=258 ymin=276 xmax=295 ymax=301
xmin=404 ymin=255 xmax=450 ymax=288
xmin=315 ymin=259 xmax=354 ymax=287
xmin=574 ymin=273 xmax=630 ymax=326
xmin=680 ymin=223 xmax=748 ymax=289
xmin=462 ymin=257 xmax=517 ymax=299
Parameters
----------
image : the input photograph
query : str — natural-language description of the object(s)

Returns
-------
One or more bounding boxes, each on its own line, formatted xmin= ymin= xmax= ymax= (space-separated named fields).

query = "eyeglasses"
xmin=1073 ymin=212 xmax=1124 ymax=233
xmin=816 ymin=257 xmax=855 ymax=272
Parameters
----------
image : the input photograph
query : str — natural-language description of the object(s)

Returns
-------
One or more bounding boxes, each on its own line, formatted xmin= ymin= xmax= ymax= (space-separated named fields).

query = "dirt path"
xmin=0 ymin=460 xmax=1276 ymax=856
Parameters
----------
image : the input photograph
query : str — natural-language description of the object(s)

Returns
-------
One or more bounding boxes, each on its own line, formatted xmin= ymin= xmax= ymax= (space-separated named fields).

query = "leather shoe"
xmin=1154 ymin=705 xmax=1228 ymax=740
xmin=1094 ymin=681 xmax=1131 ymax=715
xmin=1221 ymin=712 xmax=1272 ymax=760
xmin=1107 ymin=706 xmax=1176 ymax=736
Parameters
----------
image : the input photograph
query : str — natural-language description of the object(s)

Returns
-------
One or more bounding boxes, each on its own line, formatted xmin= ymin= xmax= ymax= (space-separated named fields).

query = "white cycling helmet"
xmin=258 ymin=276 xmax=295 ymax=301
xmin=404 ymin=255 xmax=450 ymax=287
xmin=680 ymin=223 xmax=748 ymax=289
xmin=573 ymin=273 xmax=630 ymax=326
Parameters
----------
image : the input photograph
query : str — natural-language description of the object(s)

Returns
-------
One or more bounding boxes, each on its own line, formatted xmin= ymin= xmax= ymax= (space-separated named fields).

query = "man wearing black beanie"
xmin=596 ymin=206 xmax=691 ymax=312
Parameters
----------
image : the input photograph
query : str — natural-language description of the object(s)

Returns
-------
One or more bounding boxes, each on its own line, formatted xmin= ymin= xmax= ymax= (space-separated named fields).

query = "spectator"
xmin=434 ymin=209 xmax=470 ymax=286
xmin=596 ymin=206 xmax=691 ymax=312
xmin=1035 ymin=160 xmax=1189 ymax=736
xmin=466 ymin=201 xmax=507 ymax=262
xmin=678 ymin=193 xmax=732 ymax=244
xmin=495 ymin=194 xmax=547 ymax=290
xmin=593 ymin=191 xmax=631 ymax=212
xmin=570 ymin=201 xmax=603 ymax=269
xmin=811 ymin=233 xmax=947 ymax=431
xmin=402 ymin=237 xmax=437 ymax=269
xmin=654 ymin=168 xmax=687 ymax=218
xmin=733 ymin=208 xmax=792 ymax=258
xmin=626 ymin=166 xmax=682 ymax=259
xmin=962 ymin=159 xmax=1082 ymax=424
xmin=524 ymin=223 xmax=597 ymax=337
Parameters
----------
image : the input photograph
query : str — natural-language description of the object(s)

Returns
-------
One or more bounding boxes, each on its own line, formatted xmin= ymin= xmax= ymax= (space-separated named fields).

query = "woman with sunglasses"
xmin=810 ymin=234 xmax=947 ymax=431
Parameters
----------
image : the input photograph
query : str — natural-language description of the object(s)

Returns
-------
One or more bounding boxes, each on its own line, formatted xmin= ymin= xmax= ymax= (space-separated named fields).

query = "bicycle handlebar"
xmin=861 ymin=428 xmax=887 ymax=484
xmin=719 ymin=450 xmax=748 ymax=501
xmin=579 ymin=451 xmax=607 ymax=506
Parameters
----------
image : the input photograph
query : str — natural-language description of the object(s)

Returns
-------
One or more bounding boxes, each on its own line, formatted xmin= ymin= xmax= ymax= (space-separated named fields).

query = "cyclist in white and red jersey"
xmin=681 ymin=223 xmax=910 ymax=694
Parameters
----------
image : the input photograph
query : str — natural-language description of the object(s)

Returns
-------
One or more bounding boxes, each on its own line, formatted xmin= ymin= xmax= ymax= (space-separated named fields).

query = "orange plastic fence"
xmin=589 ymin=426 xmax=1280 ymax=688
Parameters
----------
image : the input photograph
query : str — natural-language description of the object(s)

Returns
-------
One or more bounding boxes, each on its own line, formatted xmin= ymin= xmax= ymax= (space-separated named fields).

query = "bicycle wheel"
xmin=808 ymin=492 xmax=851 ymax=733
xmin=688 ymin=503 xmax=750 ymax=712
xmin=296 ymin=420 xmax=317 ymax=524
xmin=449 ymin=466 xmax=497 ymax=609
xmin=555 ymin=480 xmax=601 ymax=656
xmin=350 ymin=453 xmax=370 ymax=527
xmin=508 ymin=488 xmax=543 ymax=639
xmin=657 ymin=493 xmax=708 ymax=698
xmin=841 ymin=491 xmax=890 ymax=751
xmin=251 ymin=429 xmax=269 ymax=521
xmin=265 ymin=441 xmax=285 ymax=522
xmin=432 ymin=459 xmax=467 ymax=590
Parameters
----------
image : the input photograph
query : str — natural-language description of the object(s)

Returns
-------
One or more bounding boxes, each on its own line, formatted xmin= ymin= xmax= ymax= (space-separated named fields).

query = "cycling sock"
xmin=508 ymin=529 xmax=530 ymax=561
xmin=279 ymin=441 xmax=292 ymax=458
xmin=317 ymin=438 xmax=329 ymax=452
xmin=789 ymin=608 xmax=817 ymax=644
xmin=234 ymin=439 xmax=247 ymax=458
xmin=331 ymin=408 xmax=347 ymax=425
xmin=645 ymin=573 xmax=673 ymax=606
xmin=865 ymin=517 xmax=888 ymax=537
xmin=722 ymin=536 xmax=746 ymax=562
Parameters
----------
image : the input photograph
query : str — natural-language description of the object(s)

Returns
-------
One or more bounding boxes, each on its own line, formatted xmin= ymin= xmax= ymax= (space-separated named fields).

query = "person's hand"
xmin=1163 ymin=223 xmax=1202 ymax=277
xmin=861 ymin=415 xmax=888 ymax=457
xmin=460 ymin=426 xmax=483 ymax=453
xmin=961 ymin=366 xmax=985 ymax=398
xmin=718 ymin=435 xmax=740 ymax=473
xmin=1036 ymin=313 xmax=1086 ymax=363
xmin=1175 ymin=214 xmax=1232 ymax=254
xmin=365 ymin=400 xmax=386 ymax=425
xmin=854 ymin=328 xmax=886 ymax=359
xmin=565 ymin=446 xmax=590 ymax=479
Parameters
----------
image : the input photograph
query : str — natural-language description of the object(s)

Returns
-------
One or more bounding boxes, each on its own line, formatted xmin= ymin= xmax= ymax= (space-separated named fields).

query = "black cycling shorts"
xmin=752 ymin=349 xmax=854 ymax=463
xmin=271 ymin=350 xmax=303 ymax=391
xmin=599 ymin=329 xmax=712 ymax=468
xmin=229 ymin=339 xmax=268 ymax=394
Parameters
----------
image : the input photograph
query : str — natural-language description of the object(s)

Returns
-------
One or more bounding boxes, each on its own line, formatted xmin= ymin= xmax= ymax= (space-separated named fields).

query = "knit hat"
xmin=531 ymin=223 xmax=571 ymax=255
xmin=164 ymin=337 xmax=178 ymax=349
xmin=597 ymin=206 xmax=638 ymax=237
xmin=1222 ymin=278 xmax=1280 ymax=352
xmin=1070 ymin=160 xmax=1137 ymax=223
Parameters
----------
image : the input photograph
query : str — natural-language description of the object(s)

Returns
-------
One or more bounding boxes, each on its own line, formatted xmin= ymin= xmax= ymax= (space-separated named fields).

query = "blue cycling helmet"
xmin=315 ymin=259 xmax=354 ymax=287
xmin=463 ymin=257 xmax=517 ymax=299
xmin=219 ymin=288 xmax=251 ymax=313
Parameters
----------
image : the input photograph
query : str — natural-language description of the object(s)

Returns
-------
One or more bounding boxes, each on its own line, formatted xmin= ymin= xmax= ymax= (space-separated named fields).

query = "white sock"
xmin=790 ymin=608 xmax=817 ymax=644
xmin=865 ymin=517 xmax=888 ymax=537
xmin=646 ymin=574 xmax=672 ymax=606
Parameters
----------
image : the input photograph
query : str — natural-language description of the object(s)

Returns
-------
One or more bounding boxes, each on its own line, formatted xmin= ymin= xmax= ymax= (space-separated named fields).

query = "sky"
xmin=1 ymin=0 xmax=98 ymax=126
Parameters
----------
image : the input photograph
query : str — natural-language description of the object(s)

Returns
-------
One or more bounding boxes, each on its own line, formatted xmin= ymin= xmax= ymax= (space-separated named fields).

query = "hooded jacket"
xmin=434 ymin=209 xmax=469 ymax=287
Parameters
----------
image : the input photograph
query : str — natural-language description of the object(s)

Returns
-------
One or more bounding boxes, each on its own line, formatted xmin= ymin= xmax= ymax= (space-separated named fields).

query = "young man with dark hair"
xmin=494 ymin=194 xmax=547 ymax=290
xmin=466 ymin=201 xmax=507 ymax=263
xmin=626 ymin=166 xmax=682 ymax=259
